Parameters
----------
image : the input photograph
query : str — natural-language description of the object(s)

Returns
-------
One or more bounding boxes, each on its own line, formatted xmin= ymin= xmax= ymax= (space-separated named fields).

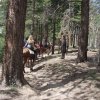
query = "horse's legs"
xmin=37 ymin=50 xmax=41 ymax=58
xmin=23 ymin=58 xmax=27 ymax=73
xmin=25 ymin=59 xmax=29 ymax=67
xmin=46 ymin=47 xmax=51 ymax=56
xmin=30 ymin=59 xmax=35 ymax=71
xmin=47 ymin=49 xmax=50 ymax=55
xmin=28 ymin=59 xmax=32 ymax=71
xmin=38 ymin=49 xmax=41 ymax=57
xmin=23 ymin=62 xmax=25 ymax=73
xmin=40 ymin=50 xmax=44 ymax=58
xmin=30 ymin=60 xmax=33 ymax=71
xmin=29 ymin=54 xmax=35 ymax=72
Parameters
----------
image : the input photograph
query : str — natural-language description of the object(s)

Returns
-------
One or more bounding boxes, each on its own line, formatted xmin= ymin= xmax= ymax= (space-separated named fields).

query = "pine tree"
xmin=2 ymin=0 xmax=27 ymax=86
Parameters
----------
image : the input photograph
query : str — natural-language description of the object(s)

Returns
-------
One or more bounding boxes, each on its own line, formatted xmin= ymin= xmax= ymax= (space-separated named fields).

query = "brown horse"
xmin=23 ymin=48 xmax=35 ymax=72
xmin=39 ymin=44 xmax=52 ymax=57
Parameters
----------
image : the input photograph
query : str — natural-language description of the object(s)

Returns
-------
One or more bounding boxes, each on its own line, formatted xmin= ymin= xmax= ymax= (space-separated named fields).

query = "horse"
xmin=39 ymin=43 xmax=52 ymax=58
xmin=23 ymin=48 xmax=36 ymax=72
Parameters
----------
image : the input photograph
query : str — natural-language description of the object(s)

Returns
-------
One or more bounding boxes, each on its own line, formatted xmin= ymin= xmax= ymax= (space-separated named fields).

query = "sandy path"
xmin=0 ymin=51 xmax=100 ymax=100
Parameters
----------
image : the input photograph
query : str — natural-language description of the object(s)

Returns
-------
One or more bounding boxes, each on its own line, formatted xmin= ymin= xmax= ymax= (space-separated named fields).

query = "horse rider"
xmin=24 ymin=35 xmax=34 ymax=51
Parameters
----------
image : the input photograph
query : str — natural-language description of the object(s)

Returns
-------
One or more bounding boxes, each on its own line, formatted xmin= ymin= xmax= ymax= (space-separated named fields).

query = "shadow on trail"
xmin=68 ymin=49 xmax=78 ymax=53
xmin=36 ymin=54 xmax=61 ymax=63
xmin=25 ymin=57 xmax=99 ymax=93
xmin=38 ymin=68 xmax=97 ymax=91
xmin=32 ymin=64 xmax=45 ymax=72
xmin=31 ymin=54 xmax=61 ymax=72
xmin=20 ymin=52 xmax=100 ymax=96
xmin=16 ymin=52 xmax=100 ymax=98
xmin=0 ymin=88 xmax=21 ymax=100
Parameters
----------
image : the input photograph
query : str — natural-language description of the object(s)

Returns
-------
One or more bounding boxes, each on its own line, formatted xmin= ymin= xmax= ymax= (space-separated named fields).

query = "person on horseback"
xmin=23 ymin=35 xmax=37 ymax=71
xmin=24 ymin=35 xmax=36 ymax=52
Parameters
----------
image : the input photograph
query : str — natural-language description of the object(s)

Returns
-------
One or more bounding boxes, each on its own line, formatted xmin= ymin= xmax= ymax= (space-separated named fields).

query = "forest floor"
xmin=0 ymin=50 xmax=100 ymax=100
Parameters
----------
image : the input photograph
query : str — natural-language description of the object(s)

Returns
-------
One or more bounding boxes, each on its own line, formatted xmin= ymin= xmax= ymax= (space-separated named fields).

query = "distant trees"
xmin=2 ymin=0 xmax=27 ymax=86
xmin=89 ymin=0 xmax=100 ymax=49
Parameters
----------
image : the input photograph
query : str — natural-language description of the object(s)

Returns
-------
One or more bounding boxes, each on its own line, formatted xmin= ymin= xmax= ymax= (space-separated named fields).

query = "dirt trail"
xmin=0 ymin=51 xmax=100 ymax=100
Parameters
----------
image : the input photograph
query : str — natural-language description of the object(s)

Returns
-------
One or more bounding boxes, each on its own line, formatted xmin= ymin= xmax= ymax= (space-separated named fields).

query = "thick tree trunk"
xmin=77 ymin=0 xmax=89 ymax=62
xmin=2 ymin=0 xmax=27 ymax=86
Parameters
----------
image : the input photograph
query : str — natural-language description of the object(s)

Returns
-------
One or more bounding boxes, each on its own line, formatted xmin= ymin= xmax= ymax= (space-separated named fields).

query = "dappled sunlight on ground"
xmin=0 ymin=51 xmax=100 ymax=100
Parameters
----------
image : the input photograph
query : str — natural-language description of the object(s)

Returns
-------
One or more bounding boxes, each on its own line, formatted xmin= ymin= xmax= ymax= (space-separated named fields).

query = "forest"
xmin=0 ymin=0 xmax=100 ymax=100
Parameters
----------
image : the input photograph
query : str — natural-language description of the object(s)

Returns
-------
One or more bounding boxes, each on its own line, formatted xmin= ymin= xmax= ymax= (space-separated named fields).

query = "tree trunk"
xmin=31 ymin=0 xmax=35 ymax=35
xmin=52 ymin=19 xmax=56 ymax=54
xmin=2 ymin=0 xmax=27 ymax=86
xmin=98 ymin=32 xmax=100 ymax=66
xmin=43 ymin=6 xmax=48 ymax=39
xmin=44 ymin=22 xmax=48 ymax=39
xmin=77 ymin=0 xmax=89 ymax=62
xmin=98 ymin=49 xmax=100 ymax=66
xmin=40 ymin=23 xmax=43 ymax=44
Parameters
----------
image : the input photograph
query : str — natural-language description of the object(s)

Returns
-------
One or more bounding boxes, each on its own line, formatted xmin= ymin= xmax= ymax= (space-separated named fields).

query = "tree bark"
xmin=77 ymin=0 xmax=89 ymax=62
xmin=43 ymin=6 xmax=49 ymax=38
xmin=2 ymin=0 xmax=27 ymax=86
xmin=40 ymin=23 xmax=43 ymax=44
xmin=98 ymin=32 xmax=100 ymax=66
xmin=31 ymin=0 xmax=35 ymax=35
xmin=44 ymin=22 xmax=48 ymax=39
xmin=98 ymin=49 xmax=100 ymax=66
xmin=52 ymin=19 xmax=56 ymax=54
